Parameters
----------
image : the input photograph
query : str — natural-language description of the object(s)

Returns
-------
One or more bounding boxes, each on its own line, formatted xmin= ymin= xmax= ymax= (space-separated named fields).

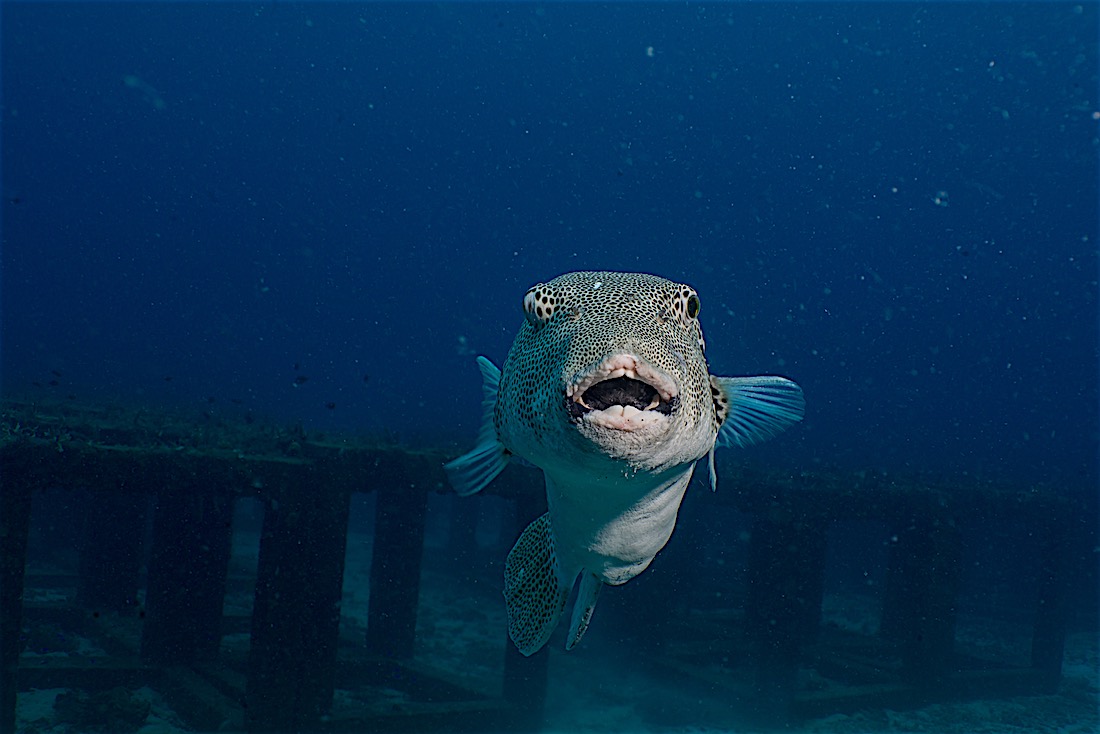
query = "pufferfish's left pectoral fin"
xmin=444 ymin=356 xmax=510 ymax=496
xmin=712 ymin=374 xmax=805 ymax=448
xmin=708 ymin=375 xmax=805 ymax=490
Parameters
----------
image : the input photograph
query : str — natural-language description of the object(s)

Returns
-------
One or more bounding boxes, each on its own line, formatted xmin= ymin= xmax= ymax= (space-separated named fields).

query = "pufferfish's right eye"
xmin=523 ymin=286 xmax=556 ymax=327
xmin=686 ymin=294 xmax=701 ymax=319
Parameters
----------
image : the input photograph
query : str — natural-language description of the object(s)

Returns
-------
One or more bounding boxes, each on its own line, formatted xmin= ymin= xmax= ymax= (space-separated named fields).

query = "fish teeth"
xmin=568 ymin=353 xmax=679 ymax=406
xmin=598 ymin=405 xmax=643 ymax=418
xmin=586 ymin=404 xmax=649 ymax=418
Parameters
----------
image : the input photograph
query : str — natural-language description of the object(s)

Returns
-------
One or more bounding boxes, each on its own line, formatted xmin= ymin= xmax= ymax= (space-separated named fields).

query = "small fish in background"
xmin=123 ymin=74 xmax=166 ymax=111
xmin=456 ymin=334 xmax=477 ymax=356
xmin=446 ymin=271 xmax=804 ymax=655
xmin=293 ymin=375 xmax=309 ymax=387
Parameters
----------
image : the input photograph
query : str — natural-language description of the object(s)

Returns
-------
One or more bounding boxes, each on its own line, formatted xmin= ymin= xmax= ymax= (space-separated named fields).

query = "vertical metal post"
xmin=1031 ymin=505 xmax=1068 ymax=691
xmin=246 ymin=478 xmax=350 ymax=732
xmin=77 ymin=491 xmax=148 ymax=614
xmin=745 ymin=512 xmax=827 ymax=724
xmin=142 ymin=487 xmax=233 ymax=664
xmin=0 ymin=481 xmax=32 ymax=734
xmin=881 ymin=513 xmax=960 ymax=686
xmin=366 ymin=483 xmax=428 ymax=659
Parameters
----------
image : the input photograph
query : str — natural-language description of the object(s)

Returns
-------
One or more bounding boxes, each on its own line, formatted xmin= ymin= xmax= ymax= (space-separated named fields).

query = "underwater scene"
xmin=1 ymin=2 xmax=1098 ymax=734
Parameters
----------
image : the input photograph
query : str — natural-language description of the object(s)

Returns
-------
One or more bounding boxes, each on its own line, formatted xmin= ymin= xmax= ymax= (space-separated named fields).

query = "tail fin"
xmin=504 ymin=513 xmax=572 ymax=656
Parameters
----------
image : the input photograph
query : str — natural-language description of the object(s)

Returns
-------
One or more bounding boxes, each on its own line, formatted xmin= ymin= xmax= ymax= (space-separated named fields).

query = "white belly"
xmin=545 ymin=467 xmax=695 ymax=586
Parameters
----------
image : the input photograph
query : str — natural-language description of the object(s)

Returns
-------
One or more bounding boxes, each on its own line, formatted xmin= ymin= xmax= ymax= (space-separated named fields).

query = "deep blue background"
xmin=3 ymin=2 xmax=1097 ymax=491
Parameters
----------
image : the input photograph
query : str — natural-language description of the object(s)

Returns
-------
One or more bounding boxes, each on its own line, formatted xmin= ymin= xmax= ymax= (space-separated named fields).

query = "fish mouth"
xmin=565 ymin=354 xmax=680 ymax=427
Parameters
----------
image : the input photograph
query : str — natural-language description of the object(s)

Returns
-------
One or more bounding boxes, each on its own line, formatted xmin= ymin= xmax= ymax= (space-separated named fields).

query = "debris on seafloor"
xmin=53 ymin=687 xmax=151 ymax=733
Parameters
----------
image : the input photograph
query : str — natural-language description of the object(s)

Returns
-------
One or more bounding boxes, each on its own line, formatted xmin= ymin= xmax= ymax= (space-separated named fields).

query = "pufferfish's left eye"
xmin=686 ymin=294 xmax=701 ymax=319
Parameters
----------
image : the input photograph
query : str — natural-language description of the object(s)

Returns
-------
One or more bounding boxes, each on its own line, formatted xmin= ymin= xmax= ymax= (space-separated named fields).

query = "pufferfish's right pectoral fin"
xmin=444 ymin=356 xmax=510 ymax=496
xmin=505 ymin=512 xmax=573 ymax=656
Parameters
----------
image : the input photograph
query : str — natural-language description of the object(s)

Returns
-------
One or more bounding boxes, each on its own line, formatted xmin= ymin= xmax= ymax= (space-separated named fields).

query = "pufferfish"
xmin=445 ymin=271 xmax=804 ymax=656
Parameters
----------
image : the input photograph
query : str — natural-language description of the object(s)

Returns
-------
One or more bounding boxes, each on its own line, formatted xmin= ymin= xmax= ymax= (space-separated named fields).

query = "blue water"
xmin=2 ymin=3 xmax=1098 ymax=731
xmin=3 ymin=2 xmax=1096 ymax=486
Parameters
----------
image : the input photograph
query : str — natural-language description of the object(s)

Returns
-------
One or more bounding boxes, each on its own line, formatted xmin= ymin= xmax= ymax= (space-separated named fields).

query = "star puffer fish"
xmin=445 ymin=271 xmax=804 ymax=656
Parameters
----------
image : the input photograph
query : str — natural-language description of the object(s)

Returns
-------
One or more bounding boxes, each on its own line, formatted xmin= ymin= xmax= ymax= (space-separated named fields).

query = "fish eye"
xmin=523 ymin=286 xmax=554 ymax=326
xmin=686 ymin=295 xmax=700 ymax=319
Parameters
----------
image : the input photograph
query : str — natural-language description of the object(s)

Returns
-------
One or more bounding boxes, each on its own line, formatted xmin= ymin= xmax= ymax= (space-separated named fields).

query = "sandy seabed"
xmin=16 ymin=528 xmax=1099 ymax=734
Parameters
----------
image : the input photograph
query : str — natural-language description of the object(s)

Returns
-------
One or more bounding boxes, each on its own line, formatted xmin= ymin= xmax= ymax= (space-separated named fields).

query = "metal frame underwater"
xmin=0 ymin=398 xmax=1081 ymax=733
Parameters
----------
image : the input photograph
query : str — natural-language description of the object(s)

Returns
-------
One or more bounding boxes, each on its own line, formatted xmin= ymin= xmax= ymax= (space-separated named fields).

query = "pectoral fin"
xmin=712 ymin=375 xmax=805 ymax=448
xmin=444 ymin=356 xmax=509 ymax=496
xmin=708 ymin=375 xmax=805 ymax=490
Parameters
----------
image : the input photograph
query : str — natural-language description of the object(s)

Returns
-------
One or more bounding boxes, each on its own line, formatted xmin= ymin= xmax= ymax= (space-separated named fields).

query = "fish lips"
xmin=565 ymin=354 xmax=680 ymax=430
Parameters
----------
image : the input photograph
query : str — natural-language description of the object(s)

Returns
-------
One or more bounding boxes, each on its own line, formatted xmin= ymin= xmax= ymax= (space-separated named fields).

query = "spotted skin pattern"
xmin=499 ymin=271 xmax=717 ymax=477
xmin=446 ymin=270 xmax=804 ymax=655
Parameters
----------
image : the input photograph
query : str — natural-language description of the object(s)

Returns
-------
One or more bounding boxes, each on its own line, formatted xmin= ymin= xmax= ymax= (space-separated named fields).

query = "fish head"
xmin=498 ymin=271 xmax=717 ymax=476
